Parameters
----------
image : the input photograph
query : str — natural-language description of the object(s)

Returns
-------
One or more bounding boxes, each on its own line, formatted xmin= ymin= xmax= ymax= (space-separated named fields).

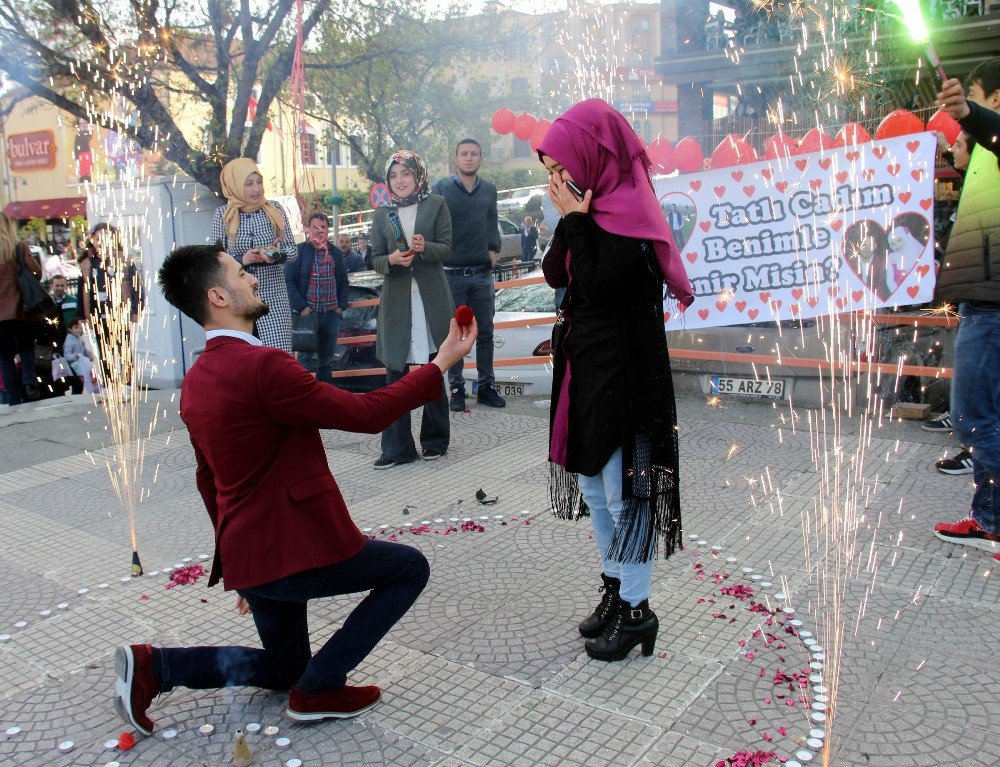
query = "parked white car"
xmin=496 ymin=187 xmax=545 ymax=213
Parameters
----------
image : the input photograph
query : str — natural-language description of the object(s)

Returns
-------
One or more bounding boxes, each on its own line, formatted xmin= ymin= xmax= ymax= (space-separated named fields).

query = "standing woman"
xmin=0 ymin=214 xmax=42 ymax=405
xmin=210 ymin=158 xmax=296 ymax=353
xmin=370 ymin=150 xmax=454 ymax=468
xmin=78 ymin=223 xmax=143 ymax=390
xmin=538 ymin=99 xmax=694 ymax=661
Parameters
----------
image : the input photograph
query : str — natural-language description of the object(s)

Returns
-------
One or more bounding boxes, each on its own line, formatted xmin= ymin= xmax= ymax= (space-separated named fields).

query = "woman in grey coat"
xmin=371 ymin=150 xmax=455 ymax=468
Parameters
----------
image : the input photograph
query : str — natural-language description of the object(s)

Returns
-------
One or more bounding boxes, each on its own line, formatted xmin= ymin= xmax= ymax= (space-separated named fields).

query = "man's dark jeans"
xmin=381 ymin=360 xmax=449 ymax=461
xmin=158 ymin=540 xmax=429 ymax=693
xmin=444 ymin=267 xmax=495 ymax=393
xmin=0 ymin=320 xmax=37 ymax=406
xmin=297 ymin=310 xmax=342 ymax=385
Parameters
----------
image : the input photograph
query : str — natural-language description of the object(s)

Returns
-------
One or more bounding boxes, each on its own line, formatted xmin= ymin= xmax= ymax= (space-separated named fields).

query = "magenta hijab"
xmin=537 ymin=99 xmax=694 ymax=308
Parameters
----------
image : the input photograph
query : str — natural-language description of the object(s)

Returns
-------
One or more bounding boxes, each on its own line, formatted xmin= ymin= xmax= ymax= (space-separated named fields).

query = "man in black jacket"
xmin=432 ymin=139 xmax=506 ymax=411
xmin=284 ymin=212 xmax=349 ymax=384
xmin=931 ymin=62 xmax=1000 ymax=563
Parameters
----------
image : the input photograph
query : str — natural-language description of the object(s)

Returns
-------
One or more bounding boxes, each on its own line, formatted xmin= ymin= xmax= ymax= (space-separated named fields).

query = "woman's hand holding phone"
xmin=548 ymin=175 xmax=592 ymax=217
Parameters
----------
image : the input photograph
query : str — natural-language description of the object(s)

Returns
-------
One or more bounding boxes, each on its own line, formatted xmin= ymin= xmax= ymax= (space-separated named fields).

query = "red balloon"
xmin=491 ymin=108 xmax=516 ymax=135
xmin=711 ymin=134 xmax=758 ymax=169
xmin=834 ymin=122 xmax=872 ymax=146
xmin=926 ymin=109 xmax=962 ymax=145
xmin=798 ymin=127 xmax=835 ymax=155
xmin=529 ymin=119 xmax=552 ymax=152
xmin=647 ymin=137 xmax=675 ymax=173
xmin=874 ymin=109 xmax=924 ymax=140
xmin=513 ymin=113 xmax=537 ymax=142
xmin=764 ymin=134 xmax=797 ymax=159
xmin=673 ymin=137 xmax=704 ymax=174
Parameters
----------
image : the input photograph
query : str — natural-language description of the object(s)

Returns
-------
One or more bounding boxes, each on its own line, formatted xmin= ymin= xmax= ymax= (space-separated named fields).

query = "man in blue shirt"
xmin=432 ymin=139 xmax=505 ymax=411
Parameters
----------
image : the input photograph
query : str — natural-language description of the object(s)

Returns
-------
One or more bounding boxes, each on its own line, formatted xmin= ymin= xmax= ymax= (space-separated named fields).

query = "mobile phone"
xmin=565 ymin=180 xmax=585 ymax=201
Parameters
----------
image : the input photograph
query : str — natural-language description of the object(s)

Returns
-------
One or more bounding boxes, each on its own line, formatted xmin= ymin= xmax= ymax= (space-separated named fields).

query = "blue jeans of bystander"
xmin=951 ymin=302 xmax=1000 ymax=534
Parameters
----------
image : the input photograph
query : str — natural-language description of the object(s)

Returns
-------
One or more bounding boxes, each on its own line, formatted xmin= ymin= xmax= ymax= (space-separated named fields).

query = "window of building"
xmin=632 ymin=16 xmax=650 ymax=35
xmin=300 ymin=130 xmax=318 ymax=166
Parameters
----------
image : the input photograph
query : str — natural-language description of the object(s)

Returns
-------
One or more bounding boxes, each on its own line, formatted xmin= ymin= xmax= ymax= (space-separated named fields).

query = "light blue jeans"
xmin=577 ymin=448 xmax=654 ymax=607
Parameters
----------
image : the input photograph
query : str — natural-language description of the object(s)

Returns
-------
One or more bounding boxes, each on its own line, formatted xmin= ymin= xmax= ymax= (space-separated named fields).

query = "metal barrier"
xmin=328 ymin=273 xmax=957 ymax=382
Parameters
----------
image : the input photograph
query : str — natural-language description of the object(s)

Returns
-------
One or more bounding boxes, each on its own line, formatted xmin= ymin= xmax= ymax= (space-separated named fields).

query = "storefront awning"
xmin=3 ymin=197 xmax=86 ymax=220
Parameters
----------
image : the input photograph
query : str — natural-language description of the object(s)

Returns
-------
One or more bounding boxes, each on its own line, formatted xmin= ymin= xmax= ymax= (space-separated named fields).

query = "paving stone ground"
xmin=0 ymin=390 xmax=996 ymax=767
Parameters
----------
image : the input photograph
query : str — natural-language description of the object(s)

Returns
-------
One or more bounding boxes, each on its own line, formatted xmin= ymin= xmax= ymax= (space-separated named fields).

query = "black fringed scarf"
xmin=547 ymin=239 xmax=683 ymax=563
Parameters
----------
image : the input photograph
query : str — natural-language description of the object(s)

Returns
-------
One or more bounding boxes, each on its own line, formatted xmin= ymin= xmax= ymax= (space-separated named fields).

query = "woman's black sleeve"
xmin=562 ymin=213 xmax=653 ymax=303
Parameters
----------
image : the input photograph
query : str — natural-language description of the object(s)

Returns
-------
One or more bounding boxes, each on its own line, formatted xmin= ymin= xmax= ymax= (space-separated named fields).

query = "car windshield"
xmin=495 ymin=282 xmax=555 ymax=313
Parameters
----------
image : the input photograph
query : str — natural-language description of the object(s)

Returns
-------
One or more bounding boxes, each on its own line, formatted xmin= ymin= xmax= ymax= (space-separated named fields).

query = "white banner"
xmin=655 ymin=133 xmax=937 ymax=329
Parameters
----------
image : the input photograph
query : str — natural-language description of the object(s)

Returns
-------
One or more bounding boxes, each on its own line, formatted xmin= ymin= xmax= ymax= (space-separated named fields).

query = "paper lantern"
xmin=926 ymin=109 xmax=962 ymax=145
xmin=798 ymin=127 xmax=835 ymax=155
xmin=673 ymin=137 xmax=705 ymax=174
xmin=647 ymin=137 xmax=675 ymax=173
xmin=513 ymin=113 xmax=537 ymax=142
xmin=491 ymin=108 xmax=516 ymax=135
xmin=764 ymin=134 xmax=797 ymax=159
xmin=529 ymin=119 xmax=552 ymax=152
xmin=711 ymin=134 xmax=758 ymax=169
xmin=834 ymin=122 xmax=872 ymax=146
xmin=874 ymin=109 xmax=924 ymax=140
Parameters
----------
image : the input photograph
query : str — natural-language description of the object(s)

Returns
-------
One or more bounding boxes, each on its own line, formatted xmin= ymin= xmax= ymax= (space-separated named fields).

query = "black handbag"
xmin=291 ymin=310 xmax=318 ymax=354
xmin=15 ymin=243 xmax=58 ymax=320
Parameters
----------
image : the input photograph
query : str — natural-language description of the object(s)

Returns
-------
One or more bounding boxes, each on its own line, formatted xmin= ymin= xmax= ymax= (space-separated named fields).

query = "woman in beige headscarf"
xmin=210 ymin=158 xmax=297 ymax=352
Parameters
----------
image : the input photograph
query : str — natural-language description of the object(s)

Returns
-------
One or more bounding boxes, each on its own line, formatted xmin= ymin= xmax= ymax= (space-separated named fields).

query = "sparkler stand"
xmin=130 ymin=550 xmax=144 ymax=577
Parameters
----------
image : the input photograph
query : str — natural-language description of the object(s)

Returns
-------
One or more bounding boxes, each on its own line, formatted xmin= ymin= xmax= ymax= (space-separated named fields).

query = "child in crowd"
xmin=63 ymin=318 xmax=100 ymax=397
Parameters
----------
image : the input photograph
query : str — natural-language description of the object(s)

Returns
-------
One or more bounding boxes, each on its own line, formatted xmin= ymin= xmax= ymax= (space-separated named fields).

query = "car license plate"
xmin=496 ymin=383 xmax=525 ymax=397
xmin=710 ymin=376 xmax=786 ymax=399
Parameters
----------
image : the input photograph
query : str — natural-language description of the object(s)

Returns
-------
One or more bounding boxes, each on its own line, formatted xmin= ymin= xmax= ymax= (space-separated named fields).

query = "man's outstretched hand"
xmin=433 ymin=318 xmax=477 ymax=375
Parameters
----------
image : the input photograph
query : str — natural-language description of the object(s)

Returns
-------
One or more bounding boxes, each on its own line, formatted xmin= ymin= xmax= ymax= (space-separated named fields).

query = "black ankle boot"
xmin=584 ymin=597 xmax=658 ymax=661
xmin=578 ymin=573 xmax=621 ymax=638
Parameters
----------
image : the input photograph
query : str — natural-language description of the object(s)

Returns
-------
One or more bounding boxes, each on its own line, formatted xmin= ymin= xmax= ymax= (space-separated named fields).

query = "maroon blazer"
xmin=180 ymin=335 xmax=443 ymax=590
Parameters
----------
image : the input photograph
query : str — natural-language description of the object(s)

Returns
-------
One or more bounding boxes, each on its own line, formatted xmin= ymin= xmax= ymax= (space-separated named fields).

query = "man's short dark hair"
xmin=456 ymin=138 xmax=482 ymax=155
xmin=51 ymin=274 xmax=66 ymax=282
xmin=158 ymin=242 xmax=228 ymax=326
xmin=308 ymin=211 xmax=330 ymax=226
xmin=68 ymin=317 xmax=82 ymax=330
xmin=967 ymin=58 xmax=1000 ymax=99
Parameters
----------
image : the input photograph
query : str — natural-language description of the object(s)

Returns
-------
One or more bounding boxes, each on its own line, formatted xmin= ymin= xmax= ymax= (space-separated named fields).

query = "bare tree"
xmin=0 ymin=0 xmax=330 ymax=195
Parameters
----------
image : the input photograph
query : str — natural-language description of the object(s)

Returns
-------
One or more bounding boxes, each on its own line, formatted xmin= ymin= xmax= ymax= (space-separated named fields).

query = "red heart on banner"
xmin=919 ymin=199 xmax=932 ymax=211
xmin=690 ymin=180 xmax=702 ymax=191
xmin=685 ymin=251 xmax=698 ymax=263
xmin=917 ymin=264 xmax=930 ymax=277
xmin=775 ymin=181 xmax=789 ymax=193
xmin=747 ymin=309 xmax=760 ymax=320
xmin=852 ymin=289 xmax=865 ymax=302
xmin=911 ymin=169 xmax=924 ymax=181
xmin=807 ymin=297 xmax=819 ymax=308
xmin=771 ymin=300 xmax=783 ymax=310
xmin=829 ymin=285 xmax=839 ymax=296
xmin=887 ymin=163 xmax=901 ymax=176
xmin=743 ymin=185 xmax=756 ymax=197
xmin=795 ymin=159 xmax=809 ymax=171
xmin=862 ymin=169 xmax=876 ymax=181
xmin=716 ymin=300 xmax=728 ymax=312
xmin=809 ymin=179 xmax=823 ymax=190
xmin=836 ymin=171 xmax=848 ymax=183
xmin=830 ymin=220 xmax=843 ymax=232
xmin=731 ymin=171 xmax=744 ymax=181
xmin=698 ymin=308 xmax=710 ymax=320
xmin=700 ymin=221 xmax=711 ymax=232
xmin=759 ymin=291 xmax=771 ymax=304
xmin=846 ymin=151 xmax=860 ymax=161
xmin=836 ymin=296 xmax=849 ymax=310
xmin=714 ymin=186 xmax=726 ymax=197
xmin=907 ymin=285 xmax=920 ymax=298
xmin=906 ymin=140 xmax=920 ymax=152
xmin=664 ymin=311 xmax=671 ymax=322
xmin=791 ymin=288 xmax=803 ymax=300
xmin=761 ymin=169 xmax=773 ymax=180
xmin=899 ymin=192 xmax=912 ymax=203
xmin=873 ymin=146 xmax=888 ymax=159
xmin=790 ymin=304 xmax=800 ymax=316
xmin=735 ymin=301 xmax=747 ymax=313
xmin=819 ymin=158 xmax=832 ymax=170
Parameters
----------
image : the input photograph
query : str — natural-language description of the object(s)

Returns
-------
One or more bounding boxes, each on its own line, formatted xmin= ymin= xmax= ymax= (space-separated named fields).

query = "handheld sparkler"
xmin=894 ymin=0 xmax=947 ymax=82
